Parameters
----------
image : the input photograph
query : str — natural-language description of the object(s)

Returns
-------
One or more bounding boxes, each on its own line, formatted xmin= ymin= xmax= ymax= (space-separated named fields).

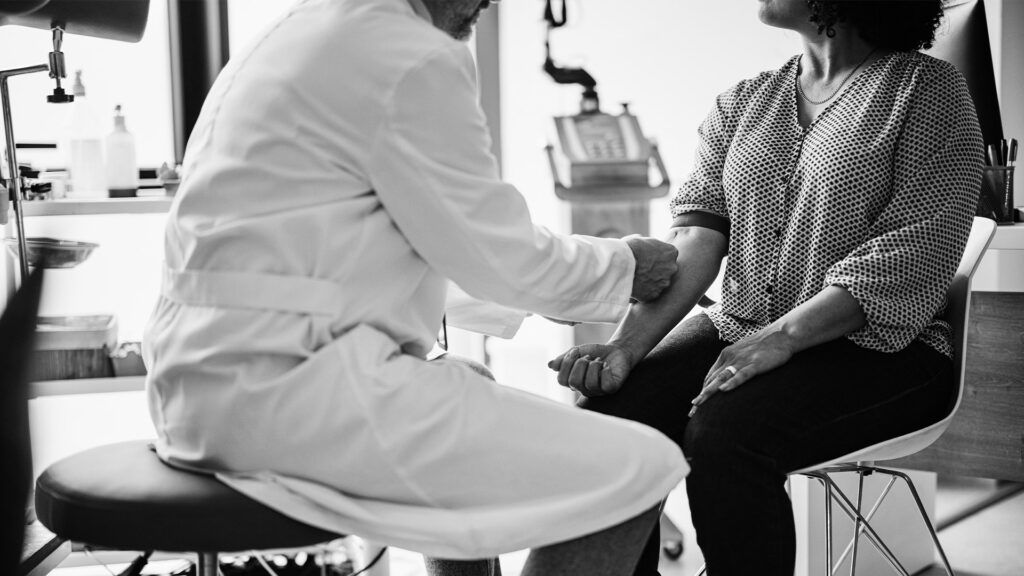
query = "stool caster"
xmin=662 ymin=538 xmax=684 ymax=560
xmin=659 ymin=512 xmax=684 ymax=561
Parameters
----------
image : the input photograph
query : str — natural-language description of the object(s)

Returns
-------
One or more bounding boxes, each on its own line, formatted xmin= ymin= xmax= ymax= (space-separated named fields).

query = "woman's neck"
xmin=800 ymin=29 xmax=877 ymax=83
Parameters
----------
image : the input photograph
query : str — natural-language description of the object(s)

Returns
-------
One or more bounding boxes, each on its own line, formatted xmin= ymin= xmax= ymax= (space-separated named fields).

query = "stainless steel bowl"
xmin=5 ymin=237 xmax=99 ymax=269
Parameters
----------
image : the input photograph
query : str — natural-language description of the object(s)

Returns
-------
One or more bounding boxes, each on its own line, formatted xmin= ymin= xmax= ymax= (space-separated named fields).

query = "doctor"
xmin=143 ymin=0 xmax=687 ymax=574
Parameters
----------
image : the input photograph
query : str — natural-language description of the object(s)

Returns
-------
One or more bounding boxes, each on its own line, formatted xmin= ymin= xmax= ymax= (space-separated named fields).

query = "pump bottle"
xmin=104 ymin=105 xmax=138 ymax=197
xmin=66 ymin=70 xmax=106 ymax=197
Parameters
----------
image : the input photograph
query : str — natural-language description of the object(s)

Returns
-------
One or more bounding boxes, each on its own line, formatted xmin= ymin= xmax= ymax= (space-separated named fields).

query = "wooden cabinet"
xmin=892 ymin=292 xmax=1024 ymax=481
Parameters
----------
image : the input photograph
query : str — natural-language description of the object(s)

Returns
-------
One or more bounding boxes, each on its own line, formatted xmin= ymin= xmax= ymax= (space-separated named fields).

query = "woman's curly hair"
xmin=806 ymin=1 xmax=945 ymax=51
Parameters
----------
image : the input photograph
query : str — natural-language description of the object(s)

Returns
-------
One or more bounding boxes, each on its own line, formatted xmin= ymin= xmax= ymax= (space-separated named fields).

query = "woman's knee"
xmin=683 ymin=405 xmax=763 ymax=470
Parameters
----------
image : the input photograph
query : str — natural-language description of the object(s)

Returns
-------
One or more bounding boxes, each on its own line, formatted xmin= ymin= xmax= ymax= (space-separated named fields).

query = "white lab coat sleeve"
xmin=367 ymin=44 xmax=635 ymax=323
xmin=444 ymin=282 xmax=528 ymax=339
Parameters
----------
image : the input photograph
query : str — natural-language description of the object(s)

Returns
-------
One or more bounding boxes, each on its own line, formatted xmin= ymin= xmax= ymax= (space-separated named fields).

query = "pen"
xmin=1010 ymin=138 xmax=1018 ymax=167
xmin=1001 ymin=138 xmax=1009 ymax=166
xmin=988 ymin=143 xmax=1002 ymax=166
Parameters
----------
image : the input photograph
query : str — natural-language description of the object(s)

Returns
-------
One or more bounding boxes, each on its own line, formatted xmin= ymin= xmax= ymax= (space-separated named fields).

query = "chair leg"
xmin=824 ymin=476 xmax=910 ymax=576
xmin=872 ymin=468 xmax=957 ymax=576
xmin=196 ymin=552 xmax=218 ymax=576
xmin=849 ymin=471 xmax=865 ymax=576
xmin=823 ymin=477 xmax=834 ymax=576
xmin=833 ymin=475 xmax=899 ymax=572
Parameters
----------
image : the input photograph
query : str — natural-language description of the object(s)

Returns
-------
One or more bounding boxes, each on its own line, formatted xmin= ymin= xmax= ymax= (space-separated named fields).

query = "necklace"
xmin=797 ymin=48 xmax=876 ymax=105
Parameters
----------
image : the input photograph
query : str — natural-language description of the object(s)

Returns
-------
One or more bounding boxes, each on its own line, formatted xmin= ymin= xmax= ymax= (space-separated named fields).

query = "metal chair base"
xmin=692 ymin=464 xmax=956 ymax=576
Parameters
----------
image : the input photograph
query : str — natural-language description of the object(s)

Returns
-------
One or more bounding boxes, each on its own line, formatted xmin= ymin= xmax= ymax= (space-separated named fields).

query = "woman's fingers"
xmin=557 ymin=348 xmax=581 ymax=387
xmin=719 ymin=365 xmax=751 ymax=392
xmin=600 ymin=362 xmax=618 ymax=393
xmin=568 ymin=355 xmax=592 ymax=390
xmin=547 ymin=353 xmax=564 ymax=371
xmin=690 ymin=360 xmax=742 ymax=416
xmin=583 ymin=357 xmax=603 ymax=395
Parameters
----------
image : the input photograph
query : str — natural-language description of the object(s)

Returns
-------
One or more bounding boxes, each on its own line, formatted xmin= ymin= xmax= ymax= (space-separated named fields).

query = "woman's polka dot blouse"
xmin=670 ymin=51 xmax=985 ymax=356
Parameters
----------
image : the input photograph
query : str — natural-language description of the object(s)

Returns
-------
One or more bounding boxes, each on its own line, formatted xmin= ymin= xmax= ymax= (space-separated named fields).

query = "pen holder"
xmin=980 ymin=166 xmax=1015 ymax=224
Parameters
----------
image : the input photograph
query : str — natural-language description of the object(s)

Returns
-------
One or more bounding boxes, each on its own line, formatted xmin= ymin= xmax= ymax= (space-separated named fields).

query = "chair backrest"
xmin=942 ymin=216 xmax=997 ymax=424
xmin=791 ymin=217 xmax=998 ymax=472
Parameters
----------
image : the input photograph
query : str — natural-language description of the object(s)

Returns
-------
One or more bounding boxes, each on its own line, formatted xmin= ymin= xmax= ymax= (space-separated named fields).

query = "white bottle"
xmin=104 ymin=105 xmax=139 ymax=197
xmin=66 ymin=70 xmax=107 ymax=197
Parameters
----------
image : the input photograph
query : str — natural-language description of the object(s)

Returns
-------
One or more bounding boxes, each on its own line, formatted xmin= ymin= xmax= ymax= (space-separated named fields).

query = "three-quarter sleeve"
xmin=669 ymin=82 xmax=747 ymax=221
xmin=824 ymin=63 xmax=984 ymax=352
xmin=367 ymin=44 xmax=635 ymax=323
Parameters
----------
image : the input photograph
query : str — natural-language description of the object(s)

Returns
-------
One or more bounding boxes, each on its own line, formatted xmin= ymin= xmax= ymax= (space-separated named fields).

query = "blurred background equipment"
xmin=541 ymin=0 xmax=671 ymax=347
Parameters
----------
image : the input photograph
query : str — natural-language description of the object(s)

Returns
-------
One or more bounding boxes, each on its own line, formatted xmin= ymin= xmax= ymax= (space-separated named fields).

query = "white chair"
xmin=696 ymin=216 xmax=997 ymax=576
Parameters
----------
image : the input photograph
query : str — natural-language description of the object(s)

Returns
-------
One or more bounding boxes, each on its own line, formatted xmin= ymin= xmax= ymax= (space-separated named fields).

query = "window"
xmin=0 ymin=0 xmax=174 ymax=170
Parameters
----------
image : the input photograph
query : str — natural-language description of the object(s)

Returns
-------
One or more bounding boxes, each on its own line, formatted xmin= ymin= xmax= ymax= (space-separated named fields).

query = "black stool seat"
xmin=35 ymin=440 xmax=338 ymax=553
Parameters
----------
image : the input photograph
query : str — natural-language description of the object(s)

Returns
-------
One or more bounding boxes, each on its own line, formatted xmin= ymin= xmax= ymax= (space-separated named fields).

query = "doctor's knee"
xmin=432 ymin=353 xmax=495 ymax=381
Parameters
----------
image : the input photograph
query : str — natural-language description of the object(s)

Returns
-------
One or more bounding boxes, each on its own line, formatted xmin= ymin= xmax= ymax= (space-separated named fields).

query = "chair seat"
xmin=34 ymin=440 xmax=338 ymax=553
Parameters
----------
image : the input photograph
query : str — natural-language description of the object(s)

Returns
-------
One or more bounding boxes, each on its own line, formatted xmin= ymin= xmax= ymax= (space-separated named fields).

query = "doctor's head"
xmin=758 ymin=0 xmax=944 ymax=51
xmin=421 ymin=0 xmax=498 ymax=41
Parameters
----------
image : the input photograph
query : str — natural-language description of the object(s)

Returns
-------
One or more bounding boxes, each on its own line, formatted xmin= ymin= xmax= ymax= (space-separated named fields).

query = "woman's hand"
xmin=688 ymin=330 xmax=796 ymax=417
xmin=547 ymin=343 xmax=636 ymax=397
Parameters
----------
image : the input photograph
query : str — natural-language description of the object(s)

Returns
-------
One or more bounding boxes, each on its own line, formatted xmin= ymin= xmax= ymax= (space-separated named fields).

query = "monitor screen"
xmin=926 ymin=0 xmax=1003 ymax=146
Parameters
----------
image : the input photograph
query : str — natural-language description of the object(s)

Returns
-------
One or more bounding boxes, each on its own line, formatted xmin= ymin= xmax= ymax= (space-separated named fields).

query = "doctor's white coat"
xmin=144 ymin=0 xmax=687 ymax=559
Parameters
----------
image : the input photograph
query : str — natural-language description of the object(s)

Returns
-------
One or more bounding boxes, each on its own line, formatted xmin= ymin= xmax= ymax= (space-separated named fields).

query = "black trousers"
xmin=580 ymin=314 xmax=955 ymax=576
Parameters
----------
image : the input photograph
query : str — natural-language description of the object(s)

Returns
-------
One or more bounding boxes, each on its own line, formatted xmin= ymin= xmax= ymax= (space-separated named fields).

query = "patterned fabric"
xmin=670 ymin=51 xmax=984 ymax=356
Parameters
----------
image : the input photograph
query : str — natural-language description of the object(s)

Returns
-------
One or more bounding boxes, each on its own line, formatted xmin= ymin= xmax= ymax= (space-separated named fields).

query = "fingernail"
xmin=688 ymin=406 xmax=697 ymax=418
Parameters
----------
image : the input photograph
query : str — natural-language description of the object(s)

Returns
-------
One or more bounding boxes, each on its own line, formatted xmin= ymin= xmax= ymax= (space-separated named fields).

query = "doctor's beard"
xmin=424 ymin=0 xmax=492 ymax=41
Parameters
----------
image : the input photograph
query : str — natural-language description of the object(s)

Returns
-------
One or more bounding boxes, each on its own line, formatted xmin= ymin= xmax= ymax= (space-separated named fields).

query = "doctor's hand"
xmin=688 ymin=330 xmax=795 ymax=417
xmin=547 ymin=343 xmax=636 ymax=397
xmin=625 ymin=235 xmax=679 ymax=302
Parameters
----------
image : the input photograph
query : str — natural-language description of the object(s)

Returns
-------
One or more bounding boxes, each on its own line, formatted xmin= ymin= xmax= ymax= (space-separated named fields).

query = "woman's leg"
xmin=581 ymin=315 xmax=957 ymax=576
xmin=684 ymin=336 xmax=954 ymax=575
xmin=580 ymin=314 xmax=728 ymax=576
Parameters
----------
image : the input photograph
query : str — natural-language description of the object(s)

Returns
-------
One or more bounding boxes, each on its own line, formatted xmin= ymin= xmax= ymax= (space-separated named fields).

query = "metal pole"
xmin=1 ymin=64 xmax=50 ymax=284
xmin=195 ymin=552 xmax=218 ymax=576
xmin=823 ymin=477 xmax=834 ymax=576
xmin=834 ymin=476 xmax=898 ymax=572
xmin=882 ymin=469 xmax=958 ymax=576
xmin=828 ymin=480 xmax=910 ymax=576
xmin=849 ymin=471 xmax=865 ymax=576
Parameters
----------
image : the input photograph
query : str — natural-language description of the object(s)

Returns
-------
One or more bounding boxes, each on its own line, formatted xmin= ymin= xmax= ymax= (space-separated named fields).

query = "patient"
xmin=549 ymin=1 xmax=983 ymax=574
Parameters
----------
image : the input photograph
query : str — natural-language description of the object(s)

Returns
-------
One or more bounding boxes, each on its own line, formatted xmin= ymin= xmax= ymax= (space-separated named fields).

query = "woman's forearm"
xmin=763 ymin=285 xmax=866 ymax=353
xmin=609 ymin=226 xmax=728 ymax=365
